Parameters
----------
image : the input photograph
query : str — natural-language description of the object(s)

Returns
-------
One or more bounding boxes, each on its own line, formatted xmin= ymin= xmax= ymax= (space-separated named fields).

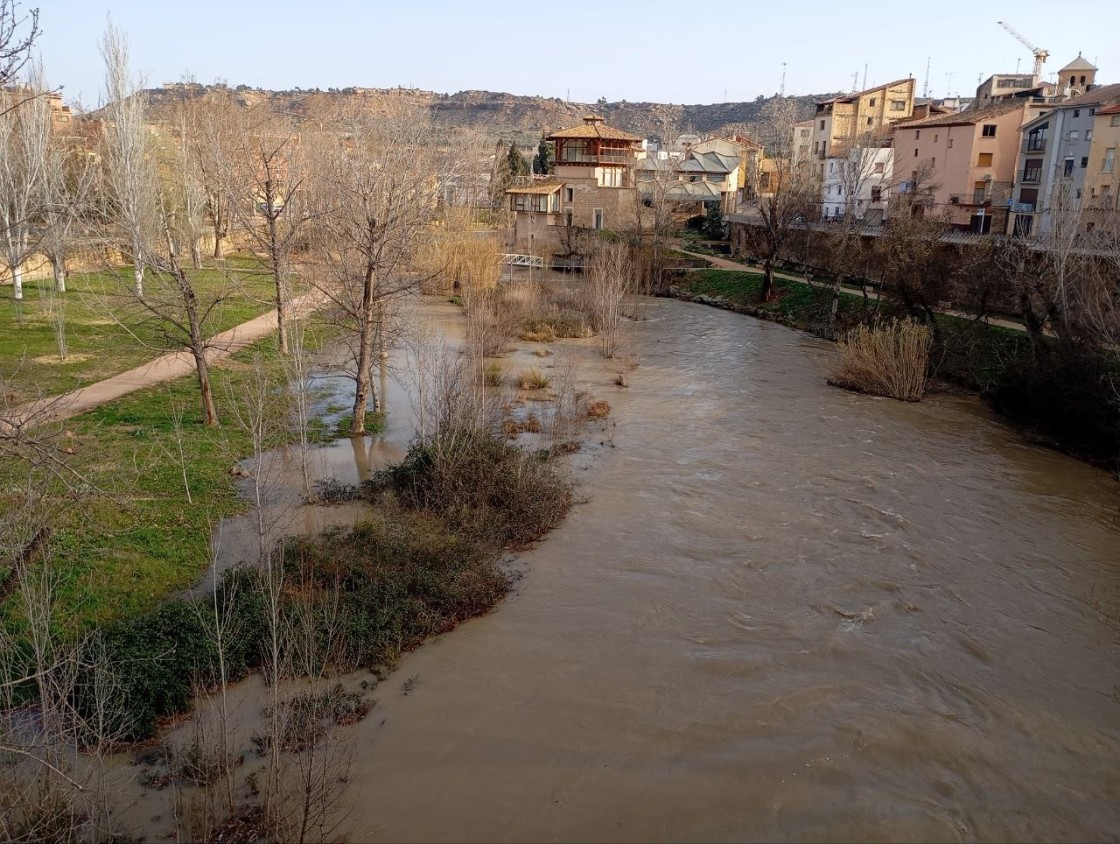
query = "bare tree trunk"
xmin=50 ymin=254 xmax=65 ymax=293
xmin=761 ymin=260 xmax=775 ymax=303
xmin=11 ymin=263 xmax=21 ymax=299
xmin=191 ymin=241 xmax=202 ymax=269
xmin=269 ymin=213 xmax=289 ymax=355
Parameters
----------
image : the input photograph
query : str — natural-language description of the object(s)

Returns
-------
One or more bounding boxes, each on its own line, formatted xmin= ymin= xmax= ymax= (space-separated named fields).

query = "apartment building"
xmin=810 ymin=78 xmax=916 ymax=174
xmin=820 ymin=146 xmax=893 ymax=224
xmin=1009 ymin=84 xmax=1120 ymax=237
xmin=895 ymin=99 xmax=1031 ymax=232
xmin=1083 ymin=103 xmax=1120 ymax=232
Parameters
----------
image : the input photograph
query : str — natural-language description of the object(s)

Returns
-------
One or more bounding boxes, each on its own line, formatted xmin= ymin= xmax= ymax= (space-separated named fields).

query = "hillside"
xmin=143 ymin=84 xmax=833 ymax=144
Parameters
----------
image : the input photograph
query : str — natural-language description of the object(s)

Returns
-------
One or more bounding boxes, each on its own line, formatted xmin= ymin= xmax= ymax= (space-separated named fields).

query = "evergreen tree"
xmin=507 ymin=141 xmax=529 ymax=178
xmin=532 ymin=134 xmax=554 ymax=175
xmin=703 ymin=204 xmax=726 ymax=240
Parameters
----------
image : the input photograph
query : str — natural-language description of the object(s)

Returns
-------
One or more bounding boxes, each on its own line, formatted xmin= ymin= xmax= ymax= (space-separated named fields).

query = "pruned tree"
xmin=189 ymin=87 xmax=241 ymax=259
xmin=100 ymin=19 xmax=154 ymax=297
xmin=41 ymin=111 xmax=96 ymax=297
xmin=309 ymin=105 xmax=442 ymax=436
xmin=0 ymin=65 xmax=49 ymax=301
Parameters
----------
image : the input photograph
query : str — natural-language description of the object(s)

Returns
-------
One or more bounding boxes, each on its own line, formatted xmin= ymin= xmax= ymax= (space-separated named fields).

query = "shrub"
xmin=483 ymin=362 xmax=503 ymax=388
xmin=517 ymin=368 xmax=552 ymax=390
xmin=585 ymin=400 xmax=611 ymax=420
xmin=831 ymin=320 xmax=932 ymax=402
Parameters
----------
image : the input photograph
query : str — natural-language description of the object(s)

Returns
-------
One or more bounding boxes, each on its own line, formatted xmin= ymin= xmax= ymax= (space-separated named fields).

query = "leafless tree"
xmin=100 ymin=20 xmax=155 ymax=297
xmin=0 ymin=65 xmax=49 ymax=301
xmin=0 ymin=0 xmax=37 ymax=89
xmin=739 ymin=97 xmax=821 ymax=302
xmin=587 ymin=240 xmax=633 ymax=358
xmin=308 ymin=105 xmax=442 ymax=436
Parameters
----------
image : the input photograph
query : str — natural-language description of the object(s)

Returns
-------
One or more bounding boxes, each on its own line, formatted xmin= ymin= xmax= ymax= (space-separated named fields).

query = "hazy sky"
xmin=36 ymin=0 xmax=1120 ymax=108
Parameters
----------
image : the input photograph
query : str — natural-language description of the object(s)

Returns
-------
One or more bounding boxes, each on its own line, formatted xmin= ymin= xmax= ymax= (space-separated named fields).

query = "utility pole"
xmin=922 ymin=57 xmax=931 ymax=98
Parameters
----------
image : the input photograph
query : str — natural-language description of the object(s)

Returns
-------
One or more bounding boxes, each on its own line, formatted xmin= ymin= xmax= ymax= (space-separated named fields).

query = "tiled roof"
xmin=547 ymin=116 xmax=643 ymax=142
xmin=897 ymin=99 xmax=1024 ymax=129
xmin=818 ymin=78 xmax=913 ymax=105
xmin=1096 ymin=103 xmax=1120 ymax=116
xmin=1059 ymin=54 xmax=1098 ymax=72
xmin=505 ymin=178 xmax=564 ymax=195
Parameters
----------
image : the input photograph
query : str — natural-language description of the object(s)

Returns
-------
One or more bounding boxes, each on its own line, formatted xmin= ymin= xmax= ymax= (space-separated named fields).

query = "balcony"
xmin=1021 ymin=138 xmax=1047 ymax=154
xmin=1020 ymin=169 xmax=1042 ymax=184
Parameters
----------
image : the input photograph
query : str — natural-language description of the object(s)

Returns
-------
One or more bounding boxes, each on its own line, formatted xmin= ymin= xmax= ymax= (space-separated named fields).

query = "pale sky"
xmin=35 ymin=0 xmax=1120 ymax=109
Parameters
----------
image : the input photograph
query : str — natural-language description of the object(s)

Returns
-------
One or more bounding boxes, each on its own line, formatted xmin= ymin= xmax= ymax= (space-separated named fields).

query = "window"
xmin=1082 ymin=157 xmax=1088 ymax=168
xmin=934 ymin=134 xmax=939 ymax=143
xmin=948 ymin=138 xmax=954 ymax=149
xmin=819 ymin=119 xmax=825 ymax=130
xmin=1022 ymin=159 xmax=1043 ymax=182
xmin=867 ymin=117 xmax=873 ymax=125
xmin=1086 ymin=130 xmax=1093 ymax=140
xmin=1111 ymin=116 xmax=1120 ymax=128
xmin=914 ymin=148 xmax=919 ymax=157
xmin=564 ymin=187 xmax=574 ymax=203
xmin=982 ymin=124 xmax=997 ymax=137
xmin=597 ymin=167 xmax=622 ymax=187
xmin=931 ymin=157 xmax=936 ymax=168
xmin=1070 ymin=130 xmax=1080 ymax=141
xmin=813 ymin=141 xmax=819 ymax=154
xmin=593 ymin=209 xmax=604 ymax=230
xmin=977 ymin=152 xmax=993 ymax=166
xmin=891 ymin=99 xmax=906 ymax=111
xmin=873 ymin=162 xmax=885 ymax=174
xmin=869 ymin=97 xmax=877 ymax=107
xmin=564 ymin=209 xmax=573 ymax=226
xmin=870 ymin=186 xmax=882 ymax=202
xmin=1104 ymin=148 xmax=1116 ymax=173
xmin=1063 ymin=158 xmax=1075 ymax=177
xmin=1073 ymin=109 xmax=1080 ymax=118
xmin=915 ymin=130 xmax=921 ymax=139
xmin=974 ymin=180 xmax=987 ymax=204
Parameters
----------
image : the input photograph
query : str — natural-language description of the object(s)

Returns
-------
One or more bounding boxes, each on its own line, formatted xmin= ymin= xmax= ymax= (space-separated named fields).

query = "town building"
xmin=505 ymin=115 xmax=642 ymax=255
xmin=820 ymin=146 xmax=893 ymax=224
xmin=1083 ymin=102 xmax=1120 ymax=233
xmin=894 ymin=99 xmax=1033 ymax=232
xmin=1008 ymin=84 xmax=1120 ymax=237
xmin=809 ymin=78 xmax=917 ymax=176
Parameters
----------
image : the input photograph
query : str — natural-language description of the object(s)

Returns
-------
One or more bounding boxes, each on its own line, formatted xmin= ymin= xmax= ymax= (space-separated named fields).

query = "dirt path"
xmin=12 ymin=288 xmax=328 ymax=427
xmin=678 ymin=248 xmax=1030 ymax=333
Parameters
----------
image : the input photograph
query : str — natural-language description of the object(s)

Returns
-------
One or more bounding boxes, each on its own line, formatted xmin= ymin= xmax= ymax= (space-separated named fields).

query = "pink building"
xmin=893 ymin=99 xmax=1036 ymax=232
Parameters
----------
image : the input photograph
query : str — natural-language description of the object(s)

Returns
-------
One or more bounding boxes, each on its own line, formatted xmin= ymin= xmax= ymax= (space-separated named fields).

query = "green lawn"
xmin=0 ymin=323 xmax=343 ymax=633
xmin=679 ymin=269 xmax=869 ymax=329
xmin=1 ymin=254 xmax=286 ymax=403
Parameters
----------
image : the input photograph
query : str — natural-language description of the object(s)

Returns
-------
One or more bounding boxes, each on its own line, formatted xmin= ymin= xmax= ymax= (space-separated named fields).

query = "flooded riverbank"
xmin=125 ymin=288 xmax=1120 ymax=842
xmin=333 ymin=295 xmax=1120 ymax=842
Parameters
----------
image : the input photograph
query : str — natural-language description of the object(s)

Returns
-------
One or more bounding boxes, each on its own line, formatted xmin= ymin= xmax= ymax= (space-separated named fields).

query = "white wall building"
xmin=820 ymin=146 xmax=894 ymax=224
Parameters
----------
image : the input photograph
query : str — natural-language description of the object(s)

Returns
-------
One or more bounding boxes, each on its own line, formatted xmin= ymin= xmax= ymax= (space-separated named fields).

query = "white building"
xmin=820 ymin=146 xmax=894 ymax=224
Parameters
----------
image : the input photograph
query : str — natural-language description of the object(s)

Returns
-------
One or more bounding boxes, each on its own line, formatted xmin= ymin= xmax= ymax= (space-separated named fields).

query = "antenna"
xmin=862 ymin=63 xmax=868 ymax=90
xmin=922 ymin=57 xmax=931 ymax=98
xmin=780 ymin=62 xmax=787 ymax=97
xmin=851 ymin=71 xmax=859 ymax=93
xmin=946 ymin=72 xmax=954 ymax=97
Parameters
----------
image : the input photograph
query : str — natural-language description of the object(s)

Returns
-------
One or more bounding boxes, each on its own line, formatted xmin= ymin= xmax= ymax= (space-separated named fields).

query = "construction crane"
xmin=997 ymin=21 xmax=1050 ymax=83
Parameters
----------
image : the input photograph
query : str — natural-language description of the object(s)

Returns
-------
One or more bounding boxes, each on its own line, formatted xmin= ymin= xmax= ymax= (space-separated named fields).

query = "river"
xmin=140 ymin=291 xmax=1120 ymax=842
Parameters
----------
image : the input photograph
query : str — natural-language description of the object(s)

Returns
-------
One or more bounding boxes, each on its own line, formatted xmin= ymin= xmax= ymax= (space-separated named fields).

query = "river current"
xmin=336 ymin=295 xmax=1120 ymax=843
xmin=132 ymin=291 xmax=1120 ymax=842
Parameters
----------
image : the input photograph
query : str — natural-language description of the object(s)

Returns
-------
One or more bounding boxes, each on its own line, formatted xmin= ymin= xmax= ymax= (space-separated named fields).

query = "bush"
xmin=831 ymin=320 xmax=932 ymax=402
xmin=372 ymin=430 xmax=573 ymax=550
xmin=517 ymin=368 xmax=551 ymax=390
xmin=986 ymin=343 xmax=1120 ymax=465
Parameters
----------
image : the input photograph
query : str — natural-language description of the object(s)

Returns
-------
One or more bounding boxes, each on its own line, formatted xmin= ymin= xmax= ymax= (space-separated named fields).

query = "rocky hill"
xmin=144 ymin=84 xmax=833 ymax=144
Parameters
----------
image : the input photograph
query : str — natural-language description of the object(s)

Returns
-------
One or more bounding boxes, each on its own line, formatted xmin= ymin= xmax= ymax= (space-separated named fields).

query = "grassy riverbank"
xmin=0 ymin=256 xmax=284 ymax=403
xmin=671 ymin=269 xmax=1118 ymax=472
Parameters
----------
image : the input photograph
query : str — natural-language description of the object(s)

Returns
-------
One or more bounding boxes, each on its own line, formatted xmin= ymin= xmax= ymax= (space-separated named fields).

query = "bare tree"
xmin=0 ymin=66 xmax=49 ymax=301
xmin=100 ymin=20 xmax=153 ymax=297
xmin=587 ymin=240 xmax=633 ymax=358
xmin=41 ymin=112 xmax=96 ymax=295
xmin=309 ymin=105 xmax=442 ymax=436
xmin=0 ymin=0 xmax=37 ymax=89
xmin=228 ymin=107 xmax=316 ymax=355
xmin=739 ymin=97 xmax=821 ymax=302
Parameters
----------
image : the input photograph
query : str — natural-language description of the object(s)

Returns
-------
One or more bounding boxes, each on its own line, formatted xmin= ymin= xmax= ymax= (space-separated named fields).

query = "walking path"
xmin=11 ymin=288 xmax=328 ymax=428
xmin=677 ymin=248 xmax=1030 ymax=334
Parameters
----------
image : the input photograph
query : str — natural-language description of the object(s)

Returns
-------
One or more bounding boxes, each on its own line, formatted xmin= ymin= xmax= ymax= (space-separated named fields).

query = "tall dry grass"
xmin=831 ymin=320 xmax=932 ymax=402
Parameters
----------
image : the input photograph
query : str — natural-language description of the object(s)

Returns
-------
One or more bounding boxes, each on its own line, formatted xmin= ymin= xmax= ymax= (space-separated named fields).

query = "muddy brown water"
xmin=142 ymin=293 xmax=1120 ymax=842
